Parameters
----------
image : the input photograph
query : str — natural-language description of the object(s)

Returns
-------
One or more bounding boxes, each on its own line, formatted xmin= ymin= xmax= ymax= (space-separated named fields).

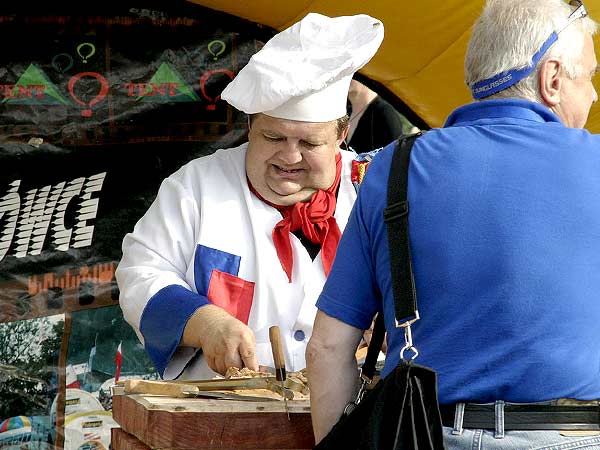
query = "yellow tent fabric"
xmin=187 ymin=0 xmax=600 ymax=133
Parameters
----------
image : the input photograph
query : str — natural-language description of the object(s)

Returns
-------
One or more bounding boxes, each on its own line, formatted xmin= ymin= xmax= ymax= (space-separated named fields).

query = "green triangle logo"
xmin=3 ymin=63 xmax=69 ymax=105
xmin=137 ymin=62 xmax=199 ymax=103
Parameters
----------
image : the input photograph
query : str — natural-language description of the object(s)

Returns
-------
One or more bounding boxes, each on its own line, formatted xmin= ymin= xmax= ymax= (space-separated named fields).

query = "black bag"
xmin=315 ymin=134 xmax=445 ymax=450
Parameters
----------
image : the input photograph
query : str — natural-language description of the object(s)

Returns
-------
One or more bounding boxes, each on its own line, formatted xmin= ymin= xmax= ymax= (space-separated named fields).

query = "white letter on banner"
xmin=51 ymin=177 xmax=85 ymax=251
xmin=72 ymin=172 xmax=106 ymax=248
xmin=13 ymin=183 xmax=62 ymax=257
xmin=0 ymin=180 xmax=21 ymax=262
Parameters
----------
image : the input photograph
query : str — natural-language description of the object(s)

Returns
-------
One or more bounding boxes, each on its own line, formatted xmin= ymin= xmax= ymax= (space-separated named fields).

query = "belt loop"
xmin=451 ymin=402 xmax=465 ymax=435
xmin=494 ymin=400 xmax=505 ymax=439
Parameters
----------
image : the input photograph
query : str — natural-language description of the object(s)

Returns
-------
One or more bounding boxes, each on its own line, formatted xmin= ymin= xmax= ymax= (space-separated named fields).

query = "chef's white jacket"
xmin=116 ymin=143 xmax=359 ymax=379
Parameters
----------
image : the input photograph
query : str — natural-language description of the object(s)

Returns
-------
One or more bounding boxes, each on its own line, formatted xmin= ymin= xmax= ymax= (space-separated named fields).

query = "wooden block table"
xmin=111 ymin=393 xmax=315 ymax=450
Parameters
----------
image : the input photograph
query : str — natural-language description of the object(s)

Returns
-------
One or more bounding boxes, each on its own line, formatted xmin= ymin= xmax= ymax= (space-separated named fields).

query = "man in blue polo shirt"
xmin=307 ymin=1 xmax=600 ymax=449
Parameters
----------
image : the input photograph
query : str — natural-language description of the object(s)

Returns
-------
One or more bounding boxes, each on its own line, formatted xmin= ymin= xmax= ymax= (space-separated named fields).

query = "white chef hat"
xmin=220 ymin=12 xmax=384 ymax=122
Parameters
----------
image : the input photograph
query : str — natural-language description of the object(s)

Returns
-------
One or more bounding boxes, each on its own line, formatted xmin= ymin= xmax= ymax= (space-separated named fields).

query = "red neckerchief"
xmin=249 ymin=152 xmax=342 ymax=282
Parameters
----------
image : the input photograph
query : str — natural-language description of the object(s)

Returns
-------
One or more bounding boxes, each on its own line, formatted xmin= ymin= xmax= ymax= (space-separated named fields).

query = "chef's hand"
xmin=181 ymin=304 xmax=259 ymax=375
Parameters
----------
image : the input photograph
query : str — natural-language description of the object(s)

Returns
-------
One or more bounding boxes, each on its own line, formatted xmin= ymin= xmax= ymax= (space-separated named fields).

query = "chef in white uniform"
xmin=115 ymin=12 xmax=384 ymax=380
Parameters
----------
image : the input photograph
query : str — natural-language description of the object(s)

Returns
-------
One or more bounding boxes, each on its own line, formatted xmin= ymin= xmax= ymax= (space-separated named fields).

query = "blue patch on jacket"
xmin=194 ymin=244 xmax=241 ymax=295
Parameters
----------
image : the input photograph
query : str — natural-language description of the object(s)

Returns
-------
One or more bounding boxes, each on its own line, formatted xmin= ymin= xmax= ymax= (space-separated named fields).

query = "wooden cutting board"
xmin=112 ymin=393 xmax=314 ymax=450
xmin=121 ymin=378 xmax=305 ymax=401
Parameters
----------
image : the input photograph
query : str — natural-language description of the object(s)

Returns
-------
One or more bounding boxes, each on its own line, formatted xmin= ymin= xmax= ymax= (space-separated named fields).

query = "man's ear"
xmin=539 ymin=59 xmax=562 ymax=106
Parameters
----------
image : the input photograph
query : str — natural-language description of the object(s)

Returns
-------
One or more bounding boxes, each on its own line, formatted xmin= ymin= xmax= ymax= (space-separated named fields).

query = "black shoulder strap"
xmin=383 ymin=133 xmax=420 ymax=322
xmin=360 ymin=133 xmax=421 ymax=381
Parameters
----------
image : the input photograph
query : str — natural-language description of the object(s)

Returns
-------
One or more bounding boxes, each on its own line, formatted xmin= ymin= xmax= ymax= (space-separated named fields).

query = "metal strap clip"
xmin=396 ymin=311 xmax=420 ymax=361
xmin=343 ymin=369 xmax=372 ymax=415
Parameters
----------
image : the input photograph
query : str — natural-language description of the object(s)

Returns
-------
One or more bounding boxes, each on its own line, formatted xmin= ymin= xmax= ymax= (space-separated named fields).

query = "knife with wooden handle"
xmin=123 ymin=379 xmax=281 ymax=402
xmin=269 ymin=325 xmax=290 ymax=419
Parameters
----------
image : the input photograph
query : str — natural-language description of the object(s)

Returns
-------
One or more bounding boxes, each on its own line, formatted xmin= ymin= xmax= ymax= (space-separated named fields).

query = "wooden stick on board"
xmin=269 ymin=325 xmax=290 ymax=418
xmin=123 ymin=379 xmax=199 ymax=397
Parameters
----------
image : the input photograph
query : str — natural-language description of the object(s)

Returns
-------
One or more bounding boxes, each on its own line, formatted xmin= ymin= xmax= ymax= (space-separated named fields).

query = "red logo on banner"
xmin=199 ymin=69 xmax=234 ymax=111
xmin=68 ymin=72 xmax=109 ymax=117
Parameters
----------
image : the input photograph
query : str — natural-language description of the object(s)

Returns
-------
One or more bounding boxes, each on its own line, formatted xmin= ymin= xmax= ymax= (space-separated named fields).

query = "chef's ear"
xmin=247 ymin=113 xmax=258 ymax=131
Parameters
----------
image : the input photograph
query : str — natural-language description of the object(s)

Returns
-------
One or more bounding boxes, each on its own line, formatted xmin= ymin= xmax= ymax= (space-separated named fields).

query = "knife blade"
xmin=180 ymin=390 xmax=279 ymax=402
xmin=170 ymin=377 xmax=278 ymax=391
xmin=269 ymin=325 xmax=290 ymax=419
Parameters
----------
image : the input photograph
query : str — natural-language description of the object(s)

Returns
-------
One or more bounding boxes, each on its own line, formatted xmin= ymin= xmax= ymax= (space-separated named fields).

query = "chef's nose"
xmin=277 ymin=140 xmax=303 ymax=165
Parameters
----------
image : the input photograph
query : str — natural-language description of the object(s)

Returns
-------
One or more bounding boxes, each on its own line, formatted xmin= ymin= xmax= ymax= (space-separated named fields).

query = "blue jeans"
xmin=443 ymin=401 xmax=600 ymax=449
xmin=444 ymin=428 xmax=600 ymax=450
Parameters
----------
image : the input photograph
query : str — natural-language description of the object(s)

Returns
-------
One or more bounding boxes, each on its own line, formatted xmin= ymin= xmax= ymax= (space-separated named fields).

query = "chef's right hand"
xmin=181 ymin=304 xmax=259 ymax=375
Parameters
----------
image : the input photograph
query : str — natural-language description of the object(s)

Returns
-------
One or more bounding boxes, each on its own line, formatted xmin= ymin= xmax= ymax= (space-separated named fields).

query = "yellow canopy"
xmin=187 ymin=0 xmax=600 ymax=133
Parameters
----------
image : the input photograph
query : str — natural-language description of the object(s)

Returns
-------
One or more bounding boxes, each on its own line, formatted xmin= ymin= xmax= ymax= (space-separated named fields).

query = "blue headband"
xmin=470 ymin=32 xmax=559 ymax=99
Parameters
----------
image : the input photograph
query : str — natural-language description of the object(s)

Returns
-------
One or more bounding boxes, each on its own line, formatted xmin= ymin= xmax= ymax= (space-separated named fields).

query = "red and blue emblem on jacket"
xmin=194 ymin=245 xmax=255 ymax=325
xmin=351 ymin=149 xmax=381 ymax=191
xmin=351 ymin=160 xmax=370 ymax=186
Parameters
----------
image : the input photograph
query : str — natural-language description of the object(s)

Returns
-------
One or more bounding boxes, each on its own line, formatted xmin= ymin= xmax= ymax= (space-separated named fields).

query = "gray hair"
xmin=465 ymin=0 xmax=598 ymax=102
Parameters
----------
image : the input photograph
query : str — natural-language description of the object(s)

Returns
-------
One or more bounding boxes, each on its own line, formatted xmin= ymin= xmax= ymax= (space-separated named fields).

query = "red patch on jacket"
xmin=207 ymin=269 xmax=255 ymax=324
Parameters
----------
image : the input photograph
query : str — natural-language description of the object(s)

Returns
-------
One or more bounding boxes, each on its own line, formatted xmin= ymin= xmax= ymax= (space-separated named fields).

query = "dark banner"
xmin=0 ymin=4 xmax=269 ymax=449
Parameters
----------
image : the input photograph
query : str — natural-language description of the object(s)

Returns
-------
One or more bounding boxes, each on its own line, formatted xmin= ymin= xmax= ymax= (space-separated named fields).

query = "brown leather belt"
xmin=440 ymin=403 xmax=600 ymax=431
